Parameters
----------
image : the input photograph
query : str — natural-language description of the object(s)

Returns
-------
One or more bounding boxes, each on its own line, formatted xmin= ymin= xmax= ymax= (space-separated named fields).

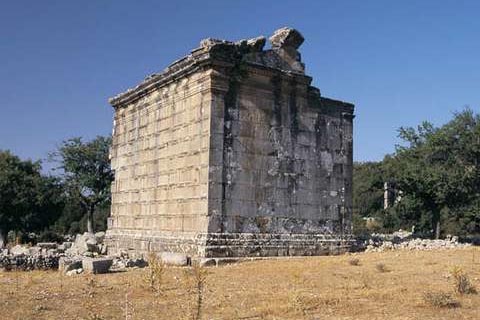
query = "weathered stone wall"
xmin=107 ymin=69 xmax=213 ymax=255
xmin=207 ymin=67 xmax=353 ymax=237
xmin=105 ymin=27 xmax=355 ymax=258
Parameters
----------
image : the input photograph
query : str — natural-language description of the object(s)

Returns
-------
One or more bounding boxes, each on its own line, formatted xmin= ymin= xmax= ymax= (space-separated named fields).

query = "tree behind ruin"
xmin=51 ymin=136 xmax=113 ymax=234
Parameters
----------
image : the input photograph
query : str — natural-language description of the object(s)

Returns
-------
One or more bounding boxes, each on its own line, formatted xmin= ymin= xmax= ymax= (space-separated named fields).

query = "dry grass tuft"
xmin=375 ymin=263 xmax=389 ymax=273
xmin=348 ymin=258 xmax=360 ymax=266
xmin=185 ymin=262 xmax=209 ymax=320
xmin=422 ymin=291 xmax=460 ymax=308
xmin=289 ymin=293 xmax=319 ymax=316
xmin=144 ymin=252 xmax=166 ymax=293
xmin=450 ymin=266 xmax=477 ymax=295
xmin=83 ymin=274 xmax=105 ymax=320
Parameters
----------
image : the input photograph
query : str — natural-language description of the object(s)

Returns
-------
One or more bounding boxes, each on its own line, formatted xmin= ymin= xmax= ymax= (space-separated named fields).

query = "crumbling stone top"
xmin=269 ymin=27 xmax=304 ymax=49
xmin=109 ymin=27 xmax=309 ymax=108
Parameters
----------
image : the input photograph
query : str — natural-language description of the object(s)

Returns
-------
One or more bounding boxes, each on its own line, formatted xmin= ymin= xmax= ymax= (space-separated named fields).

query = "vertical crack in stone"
xmin=220 ymin=55 xmax=247 ymax=233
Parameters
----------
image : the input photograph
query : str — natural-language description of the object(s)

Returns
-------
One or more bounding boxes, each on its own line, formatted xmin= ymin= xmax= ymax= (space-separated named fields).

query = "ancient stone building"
xmin=105 ymin=28 xmax=355 ymax=258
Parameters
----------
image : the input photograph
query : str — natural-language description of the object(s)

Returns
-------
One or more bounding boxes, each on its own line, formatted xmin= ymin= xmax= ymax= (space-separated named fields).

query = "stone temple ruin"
xmin=105 ymin=27 xmax=355 ymax=259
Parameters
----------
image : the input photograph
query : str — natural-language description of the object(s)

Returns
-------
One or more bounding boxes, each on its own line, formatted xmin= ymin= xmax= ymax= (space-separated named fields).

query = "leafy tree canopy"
xmin=354 ymin=108 xmax=480 ymax=238
xmin=0 ymin=151 xmax=63 ymax=244
xmin=51 ymin=136 xmax=113 ymax=233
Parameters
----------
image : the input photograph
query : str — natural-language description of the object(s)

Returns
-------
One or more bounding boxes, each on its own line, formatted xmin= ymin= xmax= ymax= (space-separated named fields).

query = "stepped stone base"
xmin=105 ymin=229 xmax=354 ymax=258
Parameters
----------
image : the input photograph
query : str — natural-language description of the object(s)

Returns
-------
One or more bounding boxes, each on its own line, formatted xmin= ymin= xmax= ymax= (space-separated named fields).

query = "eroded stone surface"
xmin=269 ymin=27 xmax=304 ymax=49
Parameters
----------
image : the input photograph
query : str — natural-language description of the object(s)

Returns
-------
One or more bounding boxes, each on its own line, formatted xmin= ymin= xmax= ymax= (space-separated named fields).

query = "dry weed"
xmin=450 ymin=266 xmax=477 ymax=295
xmin=82 ymin=275 xmax=105 ymax=320
xmin=375 ymin=263 xmax=389 ymax=273
xmin=348 ymin=258 xmax=360 ymax=266
xmin=144 ymin=252 xmax=166 ymax=293
xmin=289 ymin=292 xmax=320 ymax=316
xmin=423 ymin=291 xmax=460 ymax=308
xmin=185 ymin=262 xmax=209 ymax=320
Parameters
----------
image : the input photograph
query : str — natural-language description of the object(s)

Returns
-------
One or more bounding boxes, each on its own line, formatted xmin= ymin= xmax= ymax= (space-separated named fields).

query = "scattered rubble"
xmin=0 ymin=231 xmax=125 ymax=273
xmin=0 ymin=254 xmax=59 ymax=271
xmin=0 ymin=231 xmax=151 ymax=274
xmin=0 ymin=228 xmax=473 ymax=273
xmin=111 ymin=256 xmax=147 ymax=270
xmin=364 ymin=232 xmax=471 ymax=252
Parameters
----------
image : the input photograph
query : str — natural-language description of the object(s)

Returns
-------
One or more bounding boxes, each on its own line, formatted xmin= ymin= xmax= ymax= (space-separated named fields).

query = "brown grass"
xmin=0 ymin=248 xmax=479 ymax=319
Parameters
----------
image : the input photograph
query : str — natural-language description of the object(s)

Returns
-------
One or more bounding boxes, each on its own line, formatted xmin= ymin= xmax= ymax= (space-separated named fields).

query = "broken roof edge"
xmin=109 ymin=27 xmax=312 ymax=108
xmin=108 ymin=48 xmax=213 ymax=108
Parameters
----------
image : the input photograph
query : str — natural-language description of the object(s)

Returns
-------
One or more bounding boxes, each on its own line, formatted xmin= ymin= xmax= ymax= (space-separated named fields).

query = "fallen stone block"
xmin=198 ymin=258 xmax=216 ymax=267
xmin=10 ymin=245 xmax=29 ymax=256
xmin=215 ymin=258 xmax=239 ymax=266
xmin=28 ymin=246 xmax=41 ymax=256
xmin=86 ymin=239 xmax=99 ymax=253
xmin=99 ymin=244 xmax=107 ymax=255
xmin=59 ymin=257 xmax=82 ymax=273
xmin=66 ymin=268 xmax=83 ymax=276
xmin=126 ymin=258 xmax=147 ymax=268
xmin=46 ymin=249 xmax=58 ymax=256
xmin=94 ymin=231 xmax=106 ymax=244
xmin=159 ymin=252 xmax=189 ymax=266
xmin=82 ymin=257 xmax=113 ymax=274
xmin=67 ymin=233 xmax=99 ymax=255
xmin=36 ymin=242 xmax=57 ymax=249
xmin=59 ymin=241 xmax=73 ymax=250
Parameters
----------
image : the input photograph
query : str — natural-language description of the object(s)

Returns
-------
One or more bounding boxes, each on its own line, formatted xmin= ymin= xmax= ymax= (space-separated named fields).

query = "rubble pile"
xmin=365 ymin=233 xmax=471 ymax=252
xmin=0 ymin=252 xmax=60 ymax=271
xmin=0 ymin=231 xmax=145 ymax=274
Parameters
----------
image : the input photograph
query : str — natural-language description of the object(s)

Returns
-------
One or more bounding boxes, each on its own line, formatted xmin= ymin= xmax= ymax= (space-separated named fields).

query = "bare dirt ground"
xmin=1 ymin=248 xmax=479 ymax=320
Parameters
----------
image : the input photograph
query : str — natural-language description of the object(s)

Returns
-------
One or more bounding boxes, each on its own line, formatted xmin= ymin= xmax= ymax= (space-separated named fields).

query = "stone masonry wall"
xmin=207 ymin=66 xmax=353 ymax=237
xmin=107 ymin=69 xmax=213 ymax=255
xmin=105 ymin=27 xmax=354 ymax=258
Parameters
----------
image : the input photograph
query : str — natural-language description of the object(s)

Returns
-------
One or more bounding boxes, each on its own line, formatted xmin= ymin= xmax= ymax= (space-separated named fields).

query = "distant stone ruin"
xmin=105 ymin=27 xmax=355 ymax=258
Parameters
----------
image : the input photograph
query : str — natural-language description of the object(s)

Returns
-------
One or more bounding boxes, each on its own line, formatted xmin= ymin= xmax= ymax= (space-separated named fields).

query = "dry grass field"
xmin=1 ymin=248 xmax=479 ymax=320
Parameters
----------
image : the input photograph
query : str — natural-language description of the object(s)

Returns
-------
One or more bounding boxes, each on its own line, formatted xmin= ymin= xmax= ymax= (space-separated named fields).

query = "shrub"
xmin=423 ymin=291 xmax=460 ymax=308
xmin=144 ymin=252 xmax=165 ymax=293
xmin=450 ymin=266 xmax=477 ymax=295
xmin=185 ymin=262 xmax=209 ymax=320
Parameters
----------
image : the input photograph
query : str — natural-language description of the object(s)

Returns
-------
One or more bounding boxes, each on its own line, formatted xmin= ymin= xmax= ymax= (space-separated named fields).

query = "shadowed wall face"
xmin=207 ymin=69 xmax=353 ymax=237
xmin=106 ymin=28 xmax=354 ymax=258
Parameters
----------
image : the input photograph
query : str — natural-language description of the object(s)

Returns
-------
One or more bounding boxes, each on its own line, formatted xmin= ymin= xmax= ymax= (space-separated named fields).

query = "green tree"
xmin=384 ymin=108 xmax=480 ymax=238
xmin=0 ymin=151 xmax=64 ymax=246
xmin=352 ymin=161 xmax=385 ymax=235
xmin=353 ymin=161 xmax=385 ymax=217
xmin=52 ymin=136 xmax=113 ymax=234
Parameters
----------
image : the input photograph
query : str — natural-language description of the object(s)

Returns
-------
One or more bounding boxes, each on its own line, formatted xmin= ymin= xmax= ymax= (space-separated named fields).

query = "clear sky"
xmin=1 ymin=1 xmax=479 ymax=168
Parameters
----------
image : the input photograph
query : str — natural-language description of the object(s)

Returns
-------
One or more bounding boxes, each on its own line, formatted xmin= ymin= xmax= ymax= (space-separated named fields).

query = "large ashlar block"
xmin=82 ymin=258 xmax=113 ymax=274
xmin=105 ymin=27 xmax=355 ymax=258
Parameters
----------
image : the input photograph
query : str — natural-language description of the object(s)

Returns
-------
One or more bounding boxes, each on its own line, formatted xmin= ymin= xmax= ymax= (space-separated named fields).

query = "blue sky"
xmin=1 ymin=1 xmax=479 ymax=167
